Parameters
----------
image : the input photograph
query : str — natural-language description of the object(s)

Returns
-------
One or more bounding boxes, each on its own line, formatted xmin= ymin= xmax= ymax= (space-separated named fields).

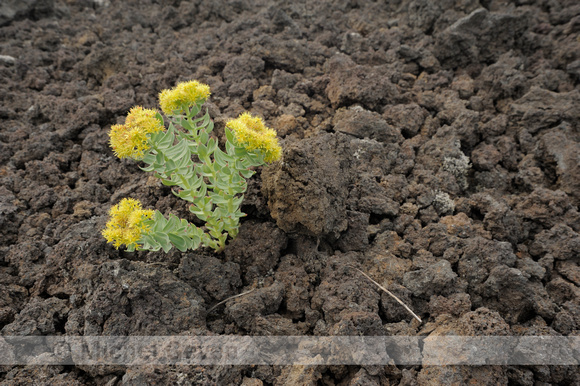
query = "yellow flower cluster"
xmin=102 ymin=198 xmax=154 ymax=249
xmin=109 ymin=106 xmax=164 ymax=160
xmin=226 ymin=112 xmax=282 ymax=163
xmin=158 ymin=80 xmax=211 ymax=115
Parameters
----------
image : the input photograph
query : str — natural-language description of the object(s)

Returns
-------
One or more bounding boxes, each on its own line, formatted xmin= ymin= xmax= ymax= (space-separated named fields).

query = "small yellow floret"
xmin=108 ymin=106 xmax=164 ymax=160
xmin=158 ymin=80 xmax=211 ymax=115
xmin=102 ymin=198 xmax=154 ymax=249
xmin=226 ymin=112 xmax=282 ymax=163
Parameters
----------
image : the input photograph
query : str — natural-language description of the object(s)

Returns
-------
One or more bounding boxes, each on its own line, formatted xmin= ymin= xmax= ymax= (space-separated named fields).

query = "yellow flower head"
xmin=226 ymin=112 xmax=282 ymax=163
xmin=102 ymin=198 xmax=154 ymax=249
xmin=108 ymin=106 xmax=164 ymax=160
xmin=158 ymin=80 xmax=211 ymax=115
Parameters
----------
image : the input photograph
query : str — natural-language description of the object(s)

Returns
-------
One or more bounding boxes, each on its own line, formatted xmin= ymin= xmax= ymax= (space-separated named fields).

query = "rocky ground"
xmin=1 ymin=0 xmax=580 ymax=384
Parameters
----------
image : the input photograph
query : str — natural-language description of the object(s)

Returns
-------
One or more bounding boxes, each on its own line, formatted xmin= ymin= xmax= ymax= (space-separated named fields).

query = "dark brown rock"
xmin=224 ymin=221 xmax=288 ymax=284
xmin=262 ymin=133 xmax=352 ymax=238
xmin=471 ymin=143 xmax=502 ymax=171
xmin=435 ymin=8 xmax=529 ymax=68
xmin=2 ymin=0 xmax=580 ymax=383
xmin=324 ymin=55 xmax=399 ymax=109
xmin=333 ymin=106 xmax=403 ymax=143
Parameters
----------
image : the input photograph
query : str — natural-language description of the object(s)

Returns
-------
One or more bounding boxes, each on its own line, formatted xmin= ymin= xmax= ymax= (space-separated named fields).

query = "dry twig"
xmin=352 ymin=266 xmax=422 ymax=323
xmin=207 ymin=288 xmax=256 ymax=314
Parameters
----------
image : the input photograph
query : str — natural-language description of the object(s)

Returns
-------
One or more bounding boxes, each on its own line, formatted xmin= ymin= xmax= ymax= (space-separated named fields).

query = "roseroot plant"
xmin=102 ymin=80 xmax=282 ymax=253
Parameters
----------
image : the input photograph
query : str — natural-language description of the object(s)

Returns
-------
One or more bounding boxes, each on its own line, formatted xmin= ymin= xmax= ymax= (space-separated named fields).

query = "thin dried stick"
xmin=352 ymin=266 xmax=422 ymax=323
xmin=207 ymin=288 xmax=256 ymax=314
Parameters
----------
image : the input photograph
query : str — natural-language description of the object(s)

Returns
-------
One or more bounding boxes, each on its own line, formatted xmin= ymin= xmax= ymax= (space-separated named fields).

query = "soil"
xmin=1 ymin=0 xmax=580 ymax=384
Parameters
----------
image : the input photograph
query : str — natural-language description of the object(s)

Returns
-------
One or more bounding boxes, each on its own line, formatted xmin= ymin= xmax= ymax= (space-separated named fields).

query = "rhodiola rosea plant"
xmin=102 ymin=80 xmax=282 ymax=253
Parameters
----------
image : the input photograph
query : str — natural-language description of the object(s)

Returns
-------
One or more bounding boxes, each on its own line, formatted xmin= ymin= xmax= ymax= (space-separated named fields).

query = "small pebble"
xmin=0 ymin=55 xmax=16 ymax=65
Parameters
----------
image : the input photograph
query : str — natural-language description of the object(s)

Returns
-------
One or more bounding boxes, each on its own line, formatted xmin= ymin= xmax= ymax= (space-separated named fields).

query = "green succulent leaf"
xmin=207 ymin=138 xmax=218 ymax=155
xmin=155 ymin=112 xmax=165 ymax=125
xmin=197 ymin=143 xmax=208 ymax=158
xmin=161 ymin=179 xmax=179 ymax=186
xmin=168 ymin=233 xmax=188 ymax=252
xmin=157 ymin=127 xmax=175 ymax=149
xmin=239 ymin=168 xmax=255 ymax=178
xmin=199 ymin=131 xmax=209 ymax=146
